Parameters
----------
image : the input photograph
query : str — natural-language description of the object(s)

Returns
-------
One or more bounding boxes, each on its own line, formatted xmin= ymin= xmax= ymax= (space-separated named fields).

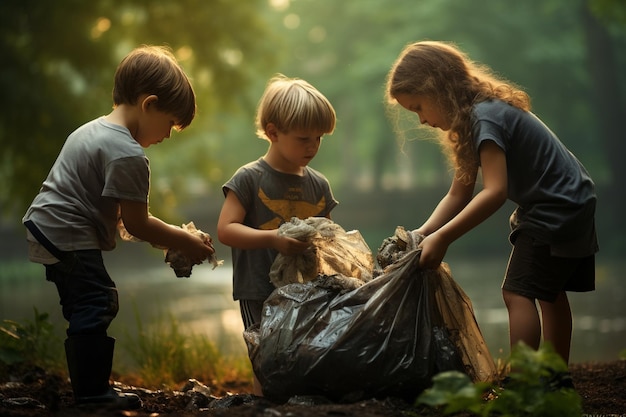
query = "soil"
xmin=1 ymin=360 xmax=625 ymax=417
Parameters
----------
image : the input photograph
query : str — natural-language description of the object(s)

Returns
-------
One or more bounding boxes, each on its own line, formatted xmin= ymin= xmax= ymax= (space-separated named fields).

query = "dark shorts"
xmin=503 ymin=233 xmax=595 ymax=302
xmin=239 ymin=299 xmax=264 ymax=329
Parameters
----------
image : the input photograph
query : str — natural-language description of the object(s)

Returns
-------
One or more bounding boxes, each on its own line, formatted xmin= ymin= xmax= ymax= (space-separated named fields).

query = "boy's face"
xmin=267 ymin=124 xmax=325 ymax=173
xmin=135 ymin=96 xmax=178 ymax=147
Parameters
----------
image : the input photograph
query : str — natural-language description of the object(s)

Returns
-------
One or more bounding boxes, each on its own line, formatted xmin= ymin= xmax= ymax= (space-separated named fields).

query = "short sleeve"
xmin=102 ymin=156 xmax=150 ymax=202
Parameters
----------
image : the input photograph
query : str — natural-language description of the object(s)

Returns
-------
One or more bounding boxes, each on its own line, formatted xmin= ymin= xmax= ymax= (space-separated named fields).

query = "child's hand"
xmin=165 ymin=233 xmax=215 ymax=278
xmin=165 ymin=223 xmax=222 ymax=278
xmin=184 ymin=233 xmax=215 ymax=265
xmin=274 ymin=234 xmax=311 ymax=256
xmin=418 ymin=233 xmax=448 ymax=269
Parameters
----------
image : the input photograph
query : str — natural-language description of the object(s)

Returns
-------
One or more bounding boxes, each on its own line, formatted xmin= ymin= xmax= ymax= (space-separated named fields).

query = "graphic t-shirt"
xmin=223 ymin=158 xmax=338 ymax=300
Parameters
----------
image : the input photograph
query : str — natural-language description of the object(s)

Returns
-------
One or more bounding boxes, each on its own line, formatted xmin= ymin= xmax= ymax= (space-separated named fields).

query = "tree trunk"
xmin=581 ymin=5 xmax=626 ymax=246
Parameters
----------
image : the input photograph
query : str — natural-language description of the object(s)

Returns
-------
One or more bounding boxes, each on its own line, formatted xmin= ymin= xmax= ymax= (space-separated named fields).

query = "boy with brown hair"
xmin=22 ymin=45 xmax=215 ymax=409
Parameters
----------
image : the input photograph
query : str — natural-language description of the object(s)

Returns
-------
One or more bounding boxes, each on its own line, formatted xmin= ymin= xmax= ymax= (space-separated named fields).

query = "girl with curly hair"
xmin=386 ymin=41 xmax=598 ymax=366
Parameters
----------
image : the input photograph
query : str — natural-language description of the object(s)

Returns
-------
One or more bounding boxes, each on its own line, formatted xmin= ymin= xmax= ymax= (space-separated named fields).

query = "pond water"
xmin=1 ymin=246 xmax=624 ymax=365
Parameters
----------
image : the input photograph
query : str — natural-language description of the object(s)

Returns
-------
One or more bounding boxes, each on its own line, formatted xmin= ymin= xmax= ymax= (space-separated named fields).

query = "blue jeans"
xmin=45 ymin=250 xmax=119 ymax=337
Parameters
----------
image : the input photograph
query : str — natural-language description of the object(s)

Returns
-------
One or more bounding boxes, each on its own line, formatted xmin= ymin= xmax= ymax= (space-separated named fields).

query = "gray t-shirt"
xmin=472 ymin=100 xmax=598 ymax=257
xmin=223 ymin=158 xmax=338 ymax=301
xmin=23 ymin=117 xmax=150 ymax=252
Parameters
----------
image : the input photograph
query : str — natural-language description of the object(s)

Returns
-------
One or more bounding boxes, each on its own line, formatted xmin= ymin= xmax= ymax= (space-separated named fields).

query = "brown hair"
xmin=112 ymin=45 xmax=196 ymax=129
xmin=386 ymin=41 xmax=530 ymax=183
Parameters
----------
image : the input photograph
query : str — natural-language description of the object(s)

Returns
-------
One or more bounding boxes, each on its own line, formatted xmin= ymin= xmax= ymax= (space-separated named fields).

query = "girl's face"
xmin=394 ymin=93 xmax=451 ymax=131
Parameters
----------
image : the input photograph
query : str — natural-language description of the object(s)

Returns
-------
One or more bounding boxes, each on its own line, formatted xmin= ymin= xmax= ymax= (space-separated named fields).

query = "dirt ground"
xmin=1 ymin=360 xmax=625 ymax=417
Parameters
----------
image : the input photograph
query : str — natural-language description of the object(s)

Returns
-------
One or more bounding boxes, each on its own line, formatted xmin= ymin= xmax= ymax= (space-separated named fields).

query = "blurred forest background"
xmin=1 ymin=0 xmax=625 ymax=259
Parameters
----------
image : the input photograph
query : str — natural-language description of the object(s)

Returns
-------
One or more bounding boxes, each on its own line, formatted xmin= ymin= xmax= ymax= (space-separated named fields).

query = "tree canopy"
xmin=2 ymin=0 xmax=625 ymax=249
xmin=1 ymin=0 xmax=277 ymax=216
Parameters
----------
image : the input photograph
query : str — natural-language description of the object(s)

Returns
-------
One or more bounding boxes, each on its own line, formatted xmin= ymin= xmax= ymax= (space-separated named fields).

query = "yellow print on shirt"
xmin=258 ymin=188 xmax=326 ymax=230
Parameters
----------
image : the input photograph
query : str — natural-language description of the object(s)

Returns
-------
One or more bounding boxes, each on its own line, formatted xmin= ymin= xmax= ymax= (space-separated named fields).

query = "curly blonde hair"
xmin=386 ymin=41 xmax=530 ymax=184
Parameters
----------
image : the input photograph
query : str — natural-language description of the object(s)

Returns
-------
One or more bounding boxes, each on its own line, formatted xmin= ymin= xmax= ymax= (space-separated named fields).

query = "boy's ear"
xmin=265 ymin=123 xmax=279 ymax=142
xmin=141 ymin=95 xmax=159 ymax=111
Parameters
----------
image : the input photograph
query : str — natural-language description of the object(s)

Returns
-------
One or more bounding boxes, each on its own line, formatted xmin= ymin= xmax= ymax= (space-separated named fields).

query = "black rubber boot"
xmin=64 ymin=335 xmax=142 ymax=409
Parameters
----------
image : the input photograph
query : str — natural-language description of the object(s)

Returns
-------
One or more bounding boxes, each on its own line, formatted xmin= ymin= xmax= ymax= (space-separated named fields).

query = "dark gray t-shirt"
xmin=472 ymin=100 xmax=598 ymax=257
xmin=223 ymin=158 xmax=338 ymax=301
xmin=23 ymin=117 xmax=150 ymax=251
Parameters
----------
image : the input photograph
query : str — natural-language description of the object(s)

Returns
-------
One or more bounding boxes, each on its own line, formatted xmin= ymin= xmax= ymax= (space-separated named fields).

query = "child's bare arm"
xmin=418 ymin=142 xmax=507 ymax=268
xmin=119 ymin=200 xmax=214 ymax=263
xmin=415 ymin=171 xmax=476 ymax=237
xmin=217 ymin=190 xmax=309 ymax=255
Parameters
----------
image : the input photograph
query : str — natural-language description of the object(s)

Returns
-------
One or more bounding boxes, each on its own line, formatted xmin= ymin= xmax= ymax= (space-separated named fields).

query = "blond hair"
xmin=386 ymin=41 xmax=530 ymax=184
xmin=255 ymin=74 xmax=336 ymax=141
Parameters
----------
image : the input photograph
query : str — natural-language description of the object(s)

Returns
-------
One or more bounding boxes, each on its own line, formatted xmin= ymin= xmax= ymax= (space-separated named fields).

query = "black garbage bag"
xmin=244 ymin=248 xmax=496 ymax=402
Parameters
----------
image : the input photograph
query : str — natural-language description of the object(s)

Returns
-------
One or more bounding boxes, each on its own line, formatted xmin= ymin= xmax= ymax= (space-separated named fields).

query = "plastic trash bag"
xmin=245 ymin=224 xmax=496 ymax=402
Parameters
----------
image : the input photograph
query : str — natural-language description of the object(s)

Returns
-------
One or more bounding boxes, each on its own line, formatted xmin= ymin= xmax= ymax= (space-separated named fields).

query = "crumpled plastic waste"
xmin=269 ymin=217 xmax=374 ymax=287
xmin=376 ymin=225 xmax=424 ymax=270
xmin=118 ymin=220 xmax=222 ymax=277
xmin=244 ymin=222 xmax=497 ymax=402
xmin=1 ymin=397 xmax=45 ymax=409
xmin=164 ymin=222 xmax=223 ymax=277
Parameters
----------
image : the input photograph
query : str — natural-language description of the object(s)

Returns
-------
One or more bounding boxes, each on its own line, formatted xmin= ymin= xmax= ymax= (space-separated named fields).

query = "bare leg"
xmin=538 ymin=291 xmax=572 ymax=364
xmin=502 ymin=289 xmax=541 ymax=351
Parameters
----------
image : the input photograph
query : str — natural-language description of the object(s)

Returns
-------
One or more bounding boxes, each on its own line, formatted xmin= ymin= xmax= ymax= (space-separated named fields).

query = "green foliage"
xmin=0 ymin=308 xmax=64 ymax=371
xmin=1 ymin=0 xmax=277 ymax=220
xmin=619 ymin=349 xmax=626 ymax=360
xmin=417 ymin=343 xmax=582 ymax=417
xmin=589 ymin=0 xmax=626 ymax=26
xmin=3 ymin=0 xmax=625 ymax=251
xmin=123 ymin=307 xmax=248 ymax=388
xmin=418 ymin=371 xmax=492 ymax=415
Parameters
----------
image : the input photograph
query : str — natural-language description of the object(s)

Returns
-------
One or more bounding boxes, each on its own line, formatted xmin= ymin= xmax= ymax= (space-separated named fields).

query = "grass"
xmin=0 ymin=307 xmax=65 ymax=374
xmin=0 ymin=307 xmax=252 ymax=391
xmin=121 ymin=306 xmax=251 ymax=389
